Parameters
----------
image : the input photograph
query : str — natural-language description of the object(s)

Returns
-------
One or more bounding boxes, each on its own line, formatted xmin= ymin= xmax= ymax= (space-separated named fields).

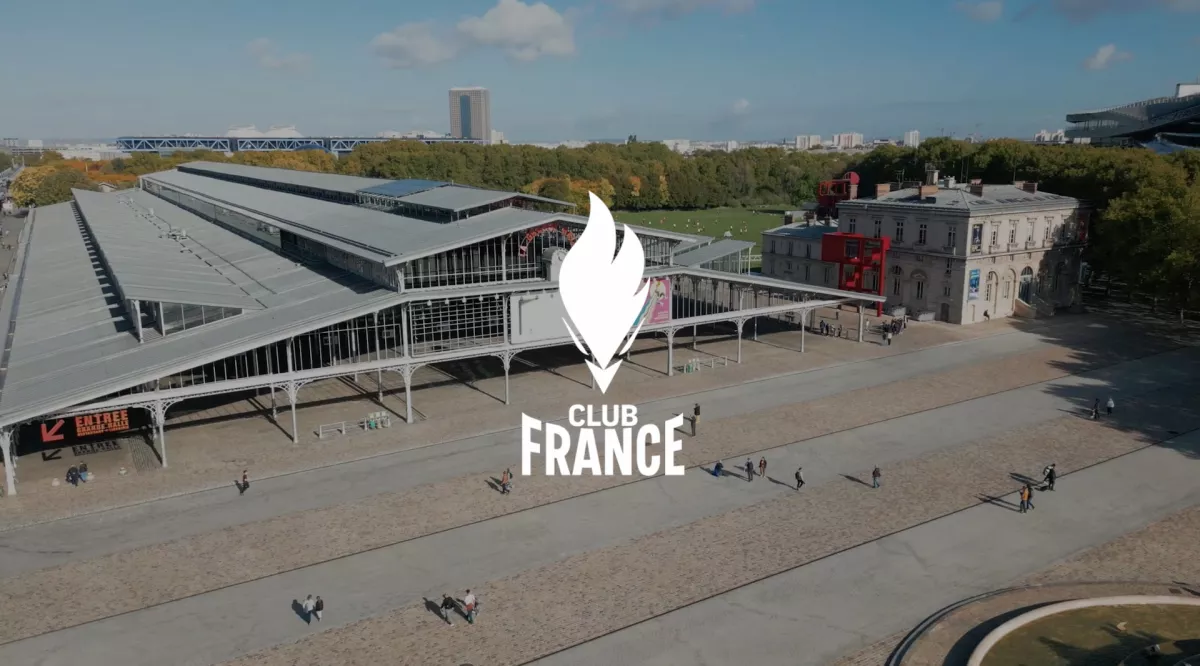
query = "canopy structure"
xmin=0 ymin=163 xmax=885 ymax=497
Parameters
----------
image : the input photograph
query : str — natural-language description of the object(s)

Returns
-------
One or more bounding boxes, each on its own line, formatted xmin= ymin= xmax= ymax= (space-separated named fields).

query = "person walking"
xmin=758 ymin=457 xmax=767 ymax=479
xmin=302 ymin=594 xmax=315 ymax=623
xmin=984 ymin=309 xmax=991 ymax=321
xmin=439 ymin=594 xmax=457 ymax=625
xmin=871 ymin=466 xmax=881 ymax=489
xmin=239 ymin=470 xmax=249 ymax=495
xmin=500 ymin=468 xmax=511 ymax=495
xmin=462 ymin=589 xmax=478 ymax=624
xmin=712 ymin=460 xmax=724 ymax=477
xmin=1019 ymin=484 xmax=1029 ymax=513
xmin=1043 ymin=463 xmax=1056 ymax=491
xmin=1106 ymin=396 xmax=1115 ymax=416
xmin=794 ymin=466 xmax=804 ymax=490
xmin=885 ymin=330 xmax=892 ymax=346
xmin=744 ymin=458 xmax=754 ymax=482
xmin=692 ymin=403 xmax=701 ymax=436
xmin=1091 ymin=398 xmax=1100 ymax=420
xmin=312 ymin=596 xmax=324 ymax=622
xmin=1024 ymin=484 xmax=1036 ymax=510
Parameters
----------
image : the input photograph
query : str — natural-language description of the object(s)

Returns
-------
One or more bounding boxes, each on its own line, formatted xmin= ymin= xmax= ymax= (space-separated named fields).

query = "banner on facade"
xmin=636 ymin=277 xmax=672 ymax=327
xmin=968 ymin=269 xmax=980 ymax=300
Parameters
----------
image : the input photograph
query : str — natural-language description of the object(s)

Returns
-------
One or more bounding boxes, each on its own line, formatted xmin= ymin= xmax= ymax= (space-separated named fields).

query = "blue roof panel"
xmin=359 ymin=179 xmax=448 ymax=198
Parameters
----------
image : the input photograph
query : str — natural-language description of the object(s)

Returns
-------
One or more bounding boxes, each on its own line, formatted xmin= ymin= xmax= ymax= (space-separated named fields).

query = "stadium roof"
xmin=670 ymin=239 xmax=755 ymax=267
xmin=180 ymin=161 xmax=391 ymax=195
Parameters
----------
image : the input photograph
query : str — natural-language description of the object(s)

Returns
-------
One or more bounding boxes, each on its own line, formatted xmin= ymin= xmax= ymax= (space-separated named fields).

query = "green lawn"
xmin=981 ymin=604 xmax=1200 ymax=666
xmin=612 ymin=207 xmax=786 ymax=254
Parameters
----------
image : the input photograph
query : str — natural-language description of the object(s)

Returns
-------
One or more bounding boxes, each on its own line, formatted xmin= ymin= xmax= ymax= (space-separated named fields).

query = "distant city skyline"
xmin=2 ymin=0 xmax=1196 ymax=142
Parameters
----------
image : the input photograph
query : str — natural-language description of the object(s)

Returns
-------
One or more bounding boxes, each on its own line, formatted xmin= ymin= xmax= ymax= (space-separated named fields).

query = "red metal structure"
xmin=821 ymin=232 xmax=889 ymax=316
xmin=815 ymin=171 xmax=860 ymax=219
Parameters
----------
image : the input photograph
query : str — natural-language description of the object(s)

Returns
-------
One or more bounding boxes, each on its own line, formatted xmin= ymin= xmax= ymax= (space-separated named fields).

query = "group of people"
xmin=65 ymin=463 xmax=90 ymax=487
xmin=438 ymin=590 xmax=479 ymax=626
xmin=1019 ymin=463 xmax=1057 ymax=513
xmin=817 ymin=320 xmax=843 ymax=338
xmin=299 ymin=595 xmax=325 ymax=623
xmin=881 ymin=317 xmax=907 ymax=346
xmin=709 ymin=457 xmax=882 ymax=491
xmin=1090 ymin=397 xmax=1116 ymax=420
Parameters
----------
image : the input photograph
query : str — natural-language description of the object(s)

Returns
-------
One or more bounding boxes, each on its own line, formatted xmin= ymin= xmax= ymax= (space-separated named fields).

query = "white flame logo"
xmin=559 ymin=193 xmax=649 ymax=394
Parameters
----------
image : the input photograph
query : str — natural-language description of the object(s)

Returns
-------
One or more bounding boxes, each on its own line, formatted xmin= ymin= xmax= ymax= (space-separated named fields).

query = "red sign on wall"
xmin=518 ymin=223 xmax=577 ymax=258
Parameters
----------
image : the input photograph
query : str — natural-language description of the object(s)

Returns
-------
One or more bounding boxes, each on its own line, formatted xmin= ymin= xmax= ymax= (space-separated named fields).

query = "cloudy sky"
xmin=2 ymin=0 xmax=1198 ymax=141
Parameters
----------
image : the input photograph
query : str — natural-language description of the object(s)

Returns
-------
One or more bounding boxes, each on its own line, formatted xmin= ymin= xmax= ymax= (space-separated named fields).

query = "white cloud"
xmin=369 ymin=23 xmax=461 ymax=68
xmin=458 ymin=0 xmax=575 ymax=61
xmin=610 ymin=0 xmax=755 ymax=16
xmin=370 ymin=0 xmax=574 ymax=69
xmin=732 ymin=99 xmax=750 ymax=115
xmin=955 ymin=1 xmax=1004 ymax=21
xmin=1083 ymin=43 xmax=1132 ymax=70
xmin=246 ymin=38 xmax=311 ymax=71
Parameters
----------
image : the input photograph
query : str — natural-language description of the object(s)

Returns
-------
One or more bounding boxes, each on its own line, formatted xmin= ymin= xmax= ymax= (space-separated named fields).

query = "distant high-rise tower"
xmin=449 ymin=87 xmax=492 ymax=141
xmin=904 ymin=130 xmax=921 ymax=148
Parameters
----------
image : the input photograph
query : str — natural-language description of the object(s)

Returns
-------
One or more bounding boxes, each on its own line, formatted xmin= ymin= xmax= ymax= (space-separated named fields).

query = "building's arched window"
xmin=1019 ymin=266 xmax=1034 ymax=302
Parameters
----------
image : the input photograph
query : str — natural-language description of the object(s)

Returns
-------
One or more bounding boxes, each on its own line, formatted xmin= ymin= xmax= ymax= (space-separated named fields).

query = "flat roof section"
xmin=395 ymin=185 xmax=575 ymax=212
xmin=73 ymin=189 xmax=265 ymax=310
xmin=359 ymin=179 xmax=449 ymax=198
xmin=671 ymin=239 xmax=755 ymax=267
xmin=840 ymin=184 xmax=1079 ymax=214
xmin=179 ymin=161 xmax=392 ymax=195
xmin=764 ymin=224 xmax=839 ymax=241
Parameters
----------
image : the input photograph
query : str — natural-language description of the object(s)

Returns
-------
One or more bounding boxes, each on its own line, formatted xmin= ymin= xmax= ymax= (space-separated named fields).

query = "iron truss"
xmin=116 ymin=136 xmax=486 ymax=154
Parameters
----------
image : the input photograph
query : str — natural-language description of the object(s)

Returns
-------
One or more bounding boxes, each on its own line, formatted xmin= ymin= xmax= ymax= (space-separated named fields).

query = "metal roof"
xmin=142 ymin=169 xmax=614 ymax=267
xmin=0 ymin=197 xmax=398 ymax=424
xmin=839 ymin=184 xmax=1080 ymax=214
xmin=671 ymin=239 xmax=755 ymax=267
xmin=179 ymin=161 xmax=391 ymax=195
xmin=358 ymin=179 xmax=448 ymax=198
xmin=73 ymin=189 xmax=265 ymax=310
xmin=396 ymin=185 xmax=522 ymax=211
xmin=0 ymin=196 xmax=885 ymax=426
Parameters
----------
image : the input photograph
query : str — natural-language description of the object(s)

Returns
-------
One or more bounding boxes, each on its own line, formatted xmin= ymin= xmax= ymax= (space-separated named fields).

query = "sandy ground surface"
xmin=0 ymin=325 xmax=1168 ymax=645
xmin=216 ymin=381 xmax=1200 ymax=666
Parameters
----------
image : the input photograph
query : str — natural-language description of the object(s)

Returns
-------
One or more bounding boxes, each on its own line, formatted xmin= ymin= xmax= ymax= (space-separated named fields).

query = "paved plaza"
xmin=0 ymin=312 xmax=1197 ymax=666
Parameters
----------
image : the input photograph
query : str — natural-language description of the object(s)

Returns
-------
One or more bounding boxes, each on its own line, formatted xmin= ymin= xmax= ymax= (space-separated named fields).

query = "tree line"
xmin=5 ymin=138 xmax=1198 ymax=317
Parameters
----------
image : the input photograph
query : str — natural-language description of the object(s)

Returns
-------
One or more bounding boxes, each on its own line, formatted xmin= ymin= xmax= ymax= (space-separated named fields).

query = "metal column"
xmin=152 ymin=401 xmax=168 ymax=467
xmin=667 ymin=329 xmax=675 ymax=377
xmin=286 ymin=340 xmax=298 ymax=443
xmin=402 ymin=366 xmax=415 ymax=424
xmin=286 ymin=382 xmax=299 ymax=444
xmin=1 ymin=428 xmax=14 ymax=497
xmin=800 ymin=310 xmax=806 ymax=352
xmin=736 ymin=320 xmax=744 ymax=363
xmin=857 ymin=303 xmax=865 ymax=343
xmin=692 ymin=325 xmax=697 ymax=350
xmin=500 ymin=352 xmax=513 ymax=405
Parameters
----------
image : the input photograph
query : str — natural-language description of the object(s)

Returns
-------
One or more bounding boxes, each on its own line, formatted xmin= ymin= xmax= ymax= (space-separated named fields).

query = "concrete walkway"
xmin=0 ymin=326 xmax=1054 ymax=577
xmin=533 ymin=431 xmax=1200 ymax=666
xmin=2 ymin=346 xmax=1196 ymax=666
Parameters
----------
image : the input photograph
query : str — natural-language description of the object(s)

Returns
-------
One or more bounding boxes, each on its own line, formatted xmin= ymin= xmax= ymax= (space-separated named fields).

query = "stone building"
xmin=761 ymin=170 xmax=1089 ymax=324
